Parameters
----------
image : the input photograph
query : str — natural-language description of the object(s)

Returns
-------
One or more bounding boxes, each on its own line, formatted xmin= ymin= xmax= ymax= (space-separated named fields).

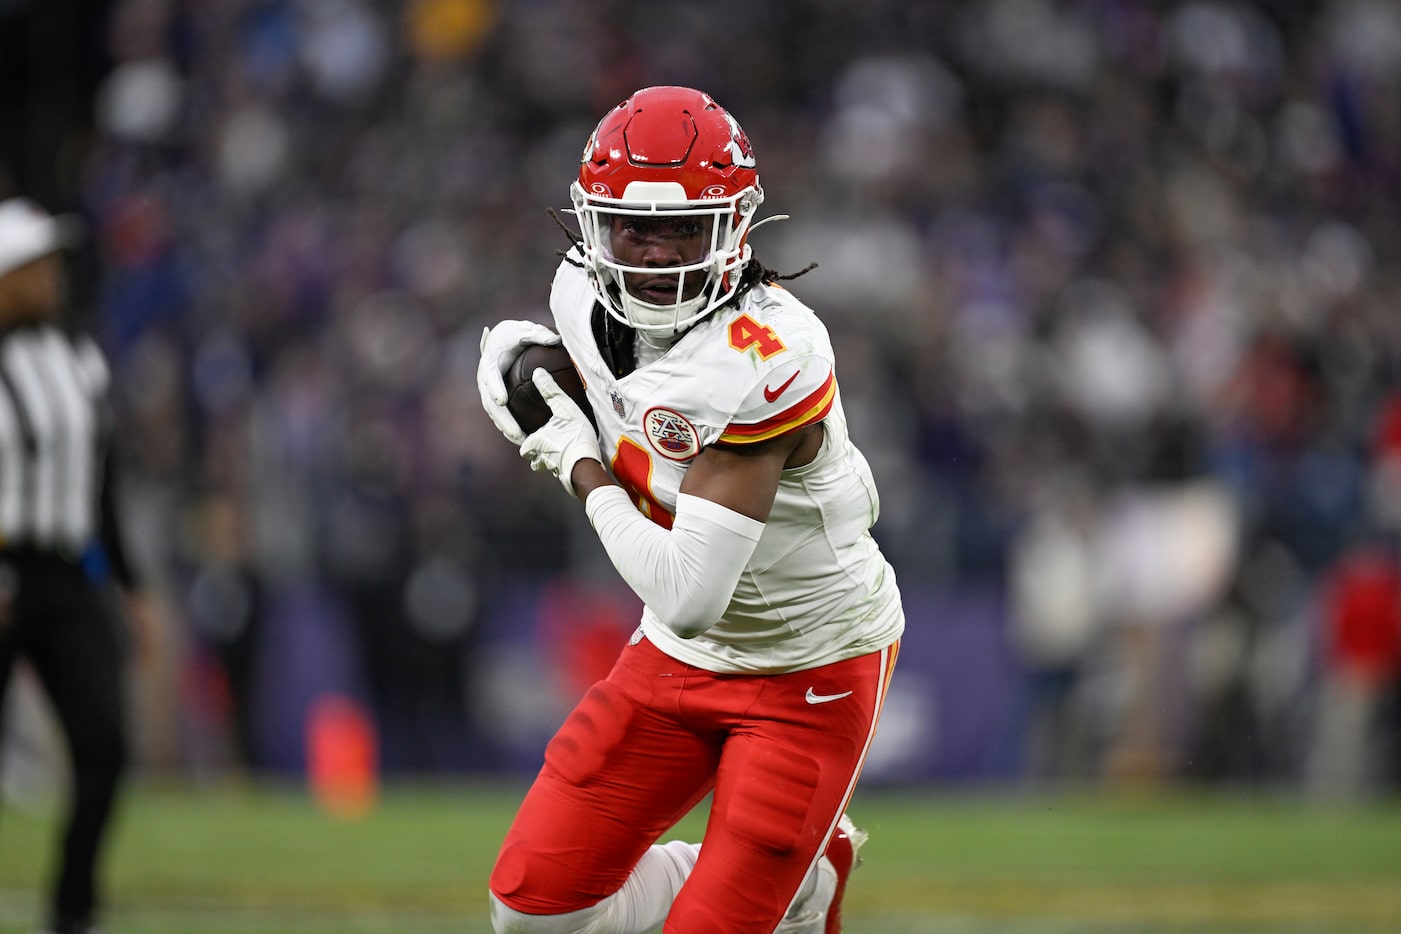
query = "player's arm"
xmin=570 ymin=423 xmax=819 ymax=519
xmin=529 ymin=344 xmax=833 ymax=637
xmin=572 ymin=427 xmax=815 ymax=638
xmin=677 ymin=425 xmax=824 ymax=518
xmin=572 ymin=356 xmax=828 ymax=637
xmin=573 ymin=349 xmax=832 ymax=515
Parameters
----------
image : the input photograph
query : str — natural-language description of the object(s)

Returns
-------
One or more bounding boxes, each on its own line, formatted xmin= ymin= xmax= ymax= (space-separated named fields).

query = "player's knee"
xmin=489 ymin=892 xmax=605 ymax=934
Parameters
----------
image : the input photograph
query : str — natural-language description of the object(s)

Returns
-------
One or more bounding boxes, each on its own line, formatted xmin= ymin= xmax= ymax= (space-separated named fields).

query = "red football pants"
xmin=490 ymin=635 xmax=899 ymax=933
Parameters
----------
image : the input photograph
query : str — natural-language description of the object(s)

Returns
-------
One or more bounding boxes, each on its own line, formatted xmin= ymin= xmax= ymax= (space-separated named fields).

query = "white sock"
xmin=776 ymin=859 xmax=836 ymax=933
xmin=603 ymin=839 xmax=701 ymax=932
xmin=489 ymin=841 xmax=700 ymax=934
xmin=788 ymin=866 xmax=819 ymax=912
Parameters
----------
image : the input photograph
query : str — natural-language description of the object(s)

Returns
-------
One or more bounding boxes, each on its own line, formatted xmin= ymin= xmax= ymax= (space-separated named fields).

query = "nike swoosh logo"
xmin=805 ymin=687 xmax=853 ymax=705
xmin=763 ymin=370 xmax=800 ymax=403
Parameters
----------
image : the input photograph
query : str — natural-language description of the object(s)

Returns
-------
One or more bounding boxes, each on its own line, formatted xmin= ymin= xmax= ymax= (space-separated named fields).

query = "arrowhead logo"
xmin=764 ymin=370 xmax=800 ymax=403
xmin=805 ymin=687 xmax=853 ymax=705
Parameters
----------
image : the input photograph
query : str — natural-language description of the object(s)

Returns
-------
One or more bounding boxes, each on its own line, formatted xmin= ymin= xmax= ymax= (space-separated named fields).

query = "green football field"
xmin=2 ymin=782 xmax=1399 ymax=933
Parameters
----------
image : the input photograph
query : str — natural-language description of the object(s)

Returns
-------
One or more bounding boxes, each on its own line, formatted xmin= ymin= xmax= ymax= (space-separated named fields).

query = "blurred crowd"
xmin=4 ymin=0 xmax=1401 ymax=796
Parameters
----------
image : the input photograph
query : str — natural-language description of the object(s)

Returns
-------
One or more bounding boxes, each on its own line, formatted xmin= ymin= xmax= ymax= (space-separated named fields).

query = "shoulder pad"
xmin=719 ymin=355 xmax=835 ymax=445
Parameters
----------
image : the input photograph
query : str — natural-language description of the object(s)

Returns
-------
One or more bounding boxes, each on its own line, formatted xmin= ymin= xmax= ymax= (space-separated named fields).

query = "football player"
xmin=478 ymin=86 xmax=904 ymax=934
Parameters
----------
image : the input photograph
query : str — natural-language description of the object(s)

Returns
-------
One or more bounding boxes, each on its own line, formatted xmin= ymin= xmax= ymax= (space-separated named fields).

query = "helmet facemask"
xmin=571 ymin=179 xmax=762 ymax=336
xmin=570 ymin=86 xmax=766 ymax=338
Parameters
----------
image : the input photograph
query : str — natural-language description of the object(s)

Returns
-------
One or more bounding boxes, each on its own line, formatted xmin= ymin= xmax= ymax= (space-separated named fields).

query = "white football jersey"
xmin=551 ymin=257 xmax=904 ymax=674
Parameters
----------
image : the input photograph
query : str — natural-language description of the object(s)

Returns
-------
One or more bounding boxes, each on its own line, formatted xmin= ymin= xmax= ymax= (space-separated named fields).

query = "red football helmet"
xmin=571 ymin=86 xmax=764 ymax=335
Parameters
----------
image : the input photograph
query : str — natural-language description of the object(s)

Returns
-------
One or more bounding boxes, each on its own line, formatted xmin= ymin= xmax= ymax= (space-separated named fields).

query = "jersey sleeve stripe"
xmin=718 ymin=373 xmax=836 ymax=445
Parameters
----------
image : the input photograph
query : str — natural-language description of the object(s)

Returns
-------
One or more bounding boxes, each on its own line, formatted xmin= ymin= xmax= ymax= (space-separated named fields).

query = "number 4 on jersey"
xmin=728 ymin=314 xmax=785 ymax=359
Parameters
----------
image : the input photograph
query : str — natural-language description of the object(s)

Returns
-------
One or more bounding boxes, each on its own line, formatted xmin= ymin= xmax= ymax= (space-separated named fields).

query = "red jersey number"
xmin=728 ymin=314 xmax=786 ymax=359
xmin=612 ymin=437 xmax=674 ymax=529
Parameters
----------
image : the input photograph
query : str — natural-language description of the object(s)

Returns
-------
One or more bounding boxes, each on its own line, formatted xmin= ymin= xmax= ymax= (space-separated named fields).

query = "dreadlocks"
xmin=732 ymin=256 xmax=817 ymax=302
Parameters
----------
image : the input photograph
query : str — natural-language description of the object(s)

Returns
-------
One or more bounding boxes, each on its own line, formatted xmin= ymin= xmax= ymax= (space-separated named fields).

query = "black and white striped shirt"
xmin=0 ymin=321 xmax=111 ymax=555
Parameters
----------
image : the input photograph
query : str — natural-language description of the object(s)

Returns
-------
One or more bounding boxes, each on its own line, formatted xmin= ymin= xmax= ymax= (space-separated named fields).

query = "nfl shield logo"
xmin=611 ymin=390 xmax=626 ymax=418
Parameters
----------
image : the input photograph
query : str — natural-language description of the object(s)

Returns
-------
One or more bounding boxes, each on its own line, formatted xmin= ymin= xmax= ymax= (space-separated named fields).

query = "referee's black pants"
xmin=0 ymin=551 xmax=128 ymax=928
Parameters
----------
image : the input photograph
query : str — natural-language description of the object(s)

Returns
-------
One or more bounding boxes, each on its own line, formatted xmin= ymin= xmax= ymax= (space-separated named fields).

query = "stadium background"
xmin=1 ymin=0 xmax=1400 ymax=929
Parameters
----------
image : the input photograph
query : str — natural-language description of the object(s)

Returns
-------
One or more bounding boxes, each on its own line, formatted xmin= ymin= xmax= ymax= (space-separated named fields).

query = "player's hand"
xmin=478 ymin=320 xmax=562 ymax=445
xmin=519 ymin=368 xmax=603 ymax=496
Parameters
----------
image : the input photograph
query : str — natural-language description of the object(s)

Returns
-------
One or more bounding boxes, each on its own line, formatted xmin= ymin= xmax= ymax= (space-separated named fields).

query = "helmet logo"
xmin=701 ymin=184 xmax=728 ymax=198
xmin=722 ymin=112 xmax=757 ymax=169
xmin=643 ymin=407 xmax=700 ymax=460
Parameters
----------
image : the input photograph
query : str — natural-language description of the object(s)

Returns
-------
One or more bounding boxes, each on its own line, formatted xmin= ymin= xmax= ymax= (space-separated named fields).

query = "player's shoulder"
xmin=700 ymin=282 xmax=832 ymax=368
xmin=549 ymin=252 xmax=591 ymax=308
xmin=549 ymin=253 xmax=594 ymax=336
xmin=730 ymin=282 xmax=831 ymax=351
xmin=701 ymin=285 xmax=837 ymax=442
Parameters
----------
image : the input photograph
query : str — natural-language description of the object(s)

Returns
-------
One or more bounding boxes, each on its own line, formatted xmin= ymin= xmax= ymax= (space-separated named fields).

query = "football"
xmin=504 ymin=342 xmax=595 ymax=435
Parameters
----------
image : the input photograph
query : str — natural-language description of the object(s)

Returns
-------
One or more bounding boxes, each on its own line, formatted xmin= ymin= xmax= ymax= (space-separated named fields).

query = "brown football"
xmin=505 ymin=343 xmax=595 ymax=435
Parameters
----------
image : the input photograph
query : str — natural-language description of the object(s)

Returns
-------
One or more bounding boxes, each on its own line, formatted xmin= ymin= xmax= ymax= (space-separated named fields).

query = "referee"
xmin=0 ymin=197 xmax=153 ymax=934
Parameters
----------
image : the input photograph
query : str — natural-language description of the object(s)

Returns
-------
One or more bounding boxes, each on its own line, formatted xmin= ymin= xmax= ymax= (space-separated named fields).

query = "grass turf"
xmin=1 ymin=782 xmax=1399 ymax=933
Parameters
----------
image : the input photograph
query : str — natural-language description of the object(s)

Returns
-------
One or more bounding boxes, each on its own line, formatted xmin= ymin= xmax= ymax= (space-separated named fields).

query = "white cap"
xmin=0 ymin=198 xmax=83 ymax=280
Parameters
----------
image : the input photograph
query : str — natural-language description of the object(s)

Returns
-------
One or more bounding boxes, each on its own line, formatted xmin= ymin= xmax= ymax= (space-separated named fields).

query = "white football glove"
xmin=478 ymin=320 xmax=562 ymax=445
xmin=519 ymin=368 xmax=603 ymax=496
